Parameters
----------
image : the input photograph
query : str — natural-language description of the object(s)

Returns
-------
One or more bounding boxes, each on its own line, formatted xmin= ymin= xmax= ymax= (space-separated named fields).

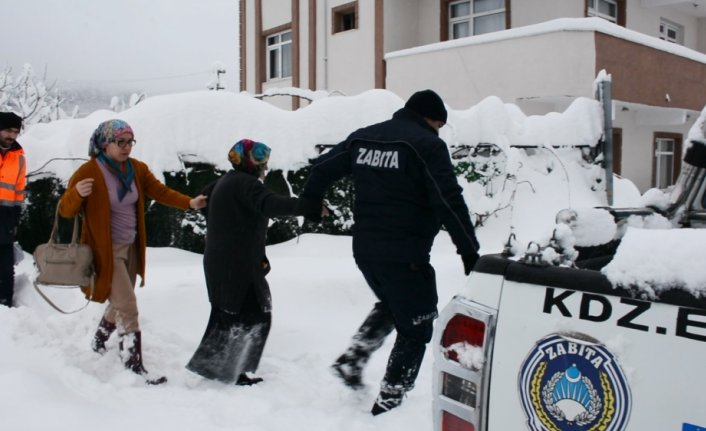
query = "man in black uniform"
xmin=300 ymin=90 xmax=480 ymax=415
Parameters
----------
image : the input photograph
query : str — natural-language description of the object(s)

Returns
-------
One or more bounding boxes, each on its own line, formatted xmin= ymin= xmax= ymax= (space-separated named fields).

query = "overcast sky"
xmin=3 ymin=0 xmax=239 ymax=95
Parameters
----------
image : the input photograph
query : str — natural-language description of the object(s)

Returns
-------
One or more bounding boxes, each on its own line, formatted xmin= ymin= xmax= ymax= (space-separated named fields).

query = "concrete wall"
xmin=261 ymin=0 xmax=291 ymax=29
xmin=627 ymin=2 xmax=700 ymax=50
xmin=510 ymin=0 xmax=584 ymax=28
xmin=417 ymin=0 xmax=441 ymax=45
xmin=324 ymin=0 xmax=376 ymax=94
xmin=384 ymin=0 xmax=421 ymax=53
xmin=614 ymin=107 xmax=697 ymax=192
xmin=386 ymin=30 xmax=597 ymax=109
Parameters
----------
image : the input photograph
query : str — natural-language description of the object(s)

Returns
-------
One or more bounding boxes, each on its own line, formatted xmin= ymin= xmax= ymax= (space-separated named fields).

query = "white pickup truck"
xmin=431 ymin=140 xmax=706 ymax=431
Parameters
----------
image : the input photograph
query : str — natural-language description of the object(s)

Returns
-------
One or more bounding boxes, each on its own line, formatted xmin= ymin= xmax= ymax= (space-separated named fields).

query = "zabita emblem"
xmin=518 ymin=333 xmax=631 ymax=431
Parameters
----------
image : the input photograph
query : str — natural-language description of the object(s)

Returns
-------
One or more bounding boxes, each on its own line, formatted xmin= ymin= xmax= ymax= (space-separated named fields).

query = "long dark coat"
xmin=202 ymin=169 xmax=301 ymax=314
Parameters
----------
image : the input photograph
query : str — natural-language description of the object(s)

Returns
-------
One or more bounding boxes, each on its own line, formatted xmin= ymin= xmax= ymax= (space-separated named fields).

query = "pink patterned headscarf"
xmin=88 ymin=119 xmax=134 ymax=157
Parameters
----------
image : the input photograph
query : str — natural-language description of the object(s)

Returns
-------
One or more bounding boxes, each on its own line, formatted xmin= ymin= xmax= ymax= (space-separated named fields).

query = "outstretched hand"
xmin=297 ymin=197 xmax=325 ymax=223
xmin=190 ymin=194 xmax=208 ymax=210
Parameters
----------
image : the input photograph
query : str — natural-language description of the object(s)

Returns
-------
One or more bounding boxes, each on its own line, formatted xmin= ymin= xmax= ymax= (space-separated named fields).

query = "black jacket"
xmin=202 ymin=169 xmax=301 ymax=313
xmin=301 ymin=107 xmax=479 ymax=263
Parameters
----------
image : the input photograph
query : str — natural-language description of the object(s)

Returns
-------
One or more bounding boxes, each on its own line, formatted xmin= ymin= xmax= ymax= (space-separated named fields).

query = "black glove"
xmin=296 ymin=197 xmax=324 ymax=223
xmin=461 ymin=252 xmax=480 ymax=275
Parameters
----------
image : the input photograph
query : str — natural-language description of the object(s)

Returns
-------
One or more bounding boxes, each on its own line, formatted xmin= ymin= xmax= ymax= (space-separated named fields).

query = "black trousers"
xmin=186 ymin=288 xmax=272 ymax=383
xmin=342 ymin=260 xmax=438 ymax=392
xmin=0 ymin=244 xmax=14 ymax=307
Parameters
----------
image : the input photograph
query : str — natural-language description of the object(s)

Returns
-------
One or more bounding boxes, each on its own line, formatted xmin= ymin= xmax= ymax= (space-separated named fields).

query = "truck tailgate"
xmin=487 ymin=270 xmax=706 ymax=430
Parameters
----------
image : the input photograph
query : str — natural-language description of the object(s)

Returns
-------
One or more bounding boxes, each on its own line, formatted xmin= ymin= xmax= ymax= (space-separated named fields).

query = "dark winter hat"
xmin=89 ymin=119 xmax=134 ymax=156
xmin=0 ymin=112 xmax=22 ymax=131
xmin=228 ymin=138 xmax=271 ymax=173
xmin=404 ymin=89 xmax=448 ymax=124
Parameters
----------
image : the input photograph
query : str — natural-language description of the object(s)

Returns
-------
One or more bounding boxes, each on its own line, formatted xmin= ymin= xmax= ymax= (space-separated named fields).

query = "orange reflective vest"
xmin=0 ymin=143 xmax=26 ymax=208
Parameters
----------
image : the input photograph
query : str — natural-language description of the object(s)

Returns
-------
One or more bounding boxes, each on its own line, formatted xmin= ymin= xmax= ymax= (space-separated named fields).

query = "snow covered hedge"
xmin=16 ymin=89 xmax=613 ymax=254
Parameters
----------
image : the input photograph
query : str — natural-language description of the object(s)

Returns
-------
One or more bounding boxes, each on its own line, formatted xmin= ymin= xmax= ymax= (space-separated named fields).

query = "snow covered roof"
xmin=386 ymin=18 xmax=706 ymax=66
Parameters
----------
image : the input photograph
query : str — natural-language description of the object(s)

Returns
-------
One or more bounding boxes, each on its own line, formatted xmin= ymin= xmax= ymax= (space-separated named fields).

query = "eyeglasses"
xmin=112 ymin=139 xmax=137 ymax=148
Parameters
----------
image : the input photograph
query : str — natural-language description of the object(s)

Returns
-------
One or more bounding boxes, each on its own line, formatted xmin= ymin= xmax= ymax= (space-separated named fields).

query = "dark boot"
xmin=236 ymin=373 xmax=263 ymax=386
xmin=331 ymin=349 xmax=367 ymax=390
xmin=91 ymin=317 xmax=116 ymax=354
xmin=371 ymin=334 xmax=427 ymax=415
xmin=119 ymin=331 xmax=167 ymax=385
xmin=332 ymin=302 xmax=395 ymax=390
xmin=371 ymin=386 xmax=406 ymax=416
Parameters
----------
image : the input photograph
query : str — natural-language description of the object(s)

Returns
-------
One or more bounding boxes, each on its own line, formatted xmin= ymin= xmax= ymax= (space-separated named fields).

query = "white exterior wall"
xmin=386 ymin=31 xmax=597 ymax=110
xmin=383 ymin=0 xmax=440 ymax=50
xmin=260 ymin=0 xmax=293 ymax=108
xmin=418 ymin=0 xmax=441 ymax=45
xmin=510 ymin=0 xmax=584 ymax=28
xmin=262 ymin=1 xmax=291 ymax=30
xmin=384 ymin=0 xmax=422 ymax=53
xmin=617 ymin=113 xmax=656 ymax=192
xmin=626 ymin=3 xmax=700 ymax=50
xmin=325 ymin=0 xmax=376 ymax=94
xmin=615 ymin=110 xmax=697 ymax=191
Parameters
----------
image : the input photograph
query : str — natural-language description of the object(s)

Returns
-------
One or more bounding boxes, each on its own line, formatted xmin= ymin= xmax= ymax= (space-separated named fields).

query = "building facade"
xmin=239 ymin=0 xmax=706 ymax=192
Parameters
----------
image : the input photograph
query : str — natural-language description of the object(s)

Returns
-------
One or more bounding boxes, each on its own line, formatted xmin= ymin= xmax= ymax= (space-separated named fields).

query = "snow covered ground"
xmin=3 ymin=232 xmax=468 ymax=431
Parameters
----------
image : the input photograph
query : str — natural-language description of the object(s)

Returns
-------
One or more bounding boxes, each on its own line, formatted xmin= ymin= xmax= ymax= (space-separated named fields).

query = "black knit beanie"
xmin=404 ymin=90 xmax=447 ymax=123
xmin=0 ymin=112 xmax=22 ymax=131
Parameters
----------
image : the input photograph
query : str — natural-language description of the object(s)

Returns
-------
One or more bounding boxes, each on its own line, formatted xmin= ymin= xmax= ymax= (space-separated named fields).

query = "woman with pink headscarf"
xmin=59 ymin=119 xmax=207 ymax=385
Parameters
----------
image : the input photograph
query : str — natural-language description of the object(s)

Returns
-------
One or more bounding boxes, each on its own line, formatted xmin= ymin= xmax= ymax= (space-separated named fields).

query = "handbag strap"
xmin=48 ymin=206 xmax=81 ymax=245
xmin=35 ymin=205 xmax=93 ymax=314
xmin=32 ymin=276 xmax=95 ymax=314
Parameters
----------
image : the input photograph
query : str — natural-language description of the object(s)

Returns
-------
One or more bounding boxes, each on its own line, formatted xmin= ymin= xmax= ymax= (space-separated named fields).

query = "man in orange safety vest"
xmin=0 ymin=112 xmax=25 ymax=307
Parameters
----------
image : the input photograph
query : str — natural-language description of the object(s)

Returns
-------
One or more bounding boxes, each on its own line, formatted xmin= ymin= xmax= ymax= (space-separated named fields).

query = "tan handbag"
xmin=33 ymin=207 xmax=95 ymax=314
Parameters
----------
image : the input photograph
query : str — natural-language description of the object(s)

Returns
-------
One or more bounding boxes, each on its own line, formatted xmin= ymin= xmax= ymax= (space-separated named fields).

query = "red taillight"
xmin=442 ymin=411 xmax=475 ymax=431
xmin=441 ymin=315 xmax=485 ymax=361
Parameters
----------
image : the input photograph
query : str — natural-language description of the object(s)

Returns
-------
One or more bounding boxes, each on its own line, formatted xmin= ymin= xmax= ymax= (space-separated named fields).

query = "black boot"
xmin=91 ymin=317 xmax=116 ymax=354
xmin=331 ymin=344 xmax=373 ymax=390
xmin=371 ymin=386 xmax=407 ymax=416
xmin=236 ymin=373 xmax=263 ymax=386
xmin=119 ymin=331 xmax=167 ymax=385
xmin=371 ymin=334 xmax=427 ymax=415
xmin=332 ymin=303 xmax=395 ymax=390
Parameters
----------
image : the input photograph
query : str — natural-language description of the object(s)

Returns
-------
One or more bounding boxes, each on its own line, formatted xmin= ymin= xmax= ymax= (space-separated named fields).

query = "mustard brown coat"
xmin=58 ymin=158 xmax=191 ymax=303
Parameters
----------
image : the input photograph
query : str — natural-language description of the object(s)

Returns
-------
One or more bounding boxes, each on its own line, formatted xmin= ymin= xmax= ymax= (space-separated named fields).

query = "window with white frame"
xmin=588 ymin=0 xmax=617 ymax=23
xmin=659 ymin=18 xmax=684 ymax=45
xmin=654 ymin=138 xmax=676 ymax=188
xmin=267 ymin=30 xmax=292 ymax=80
xmin=449 ymin=0 xmax=505 ymax=39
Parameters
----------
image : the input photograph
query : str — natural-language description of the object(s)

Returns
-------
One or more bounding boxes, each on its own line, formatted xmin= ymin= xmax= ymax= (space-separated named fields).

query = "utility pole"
xmin=596 ymin=77 xmax=614 ymax=206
